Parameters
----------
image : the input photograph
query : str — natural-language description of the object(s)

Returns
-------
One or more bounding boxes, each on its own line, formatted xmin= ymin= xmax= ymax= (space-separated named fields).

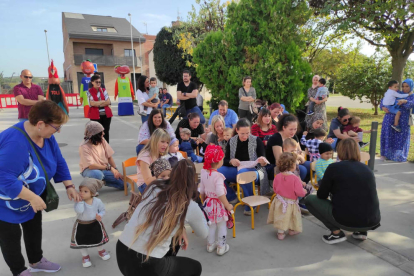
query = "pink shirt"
xmin=79 ymin=140 xmax=114 ymax=172
xmin=273 ymin=173 xmax=306 ymax=200
xmin=13 ymin=82 xmax=44 ymax=119
xmin=136 ymin=151 xmax=154 ymax=187
xmin=199 ymin=169 xmax=226 ymax=198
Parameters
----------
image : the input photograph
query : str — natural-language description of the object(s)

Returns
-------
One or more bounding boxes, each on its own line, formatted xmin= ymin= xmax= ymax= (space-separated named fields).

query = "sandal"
xmin=289 ymin=230 xmax=300 ymax=236
xmin=277 ymin=232 xmax=286 ymax=240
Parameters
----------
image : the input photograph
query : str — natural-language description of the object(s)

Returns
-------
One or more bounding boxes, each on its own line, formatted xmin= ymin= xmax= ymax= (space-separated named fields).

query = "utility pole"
xmin=128 ymin=14 xmax=137 ymax=94
xmin=44 ymin=30 xmax=50 ymax=65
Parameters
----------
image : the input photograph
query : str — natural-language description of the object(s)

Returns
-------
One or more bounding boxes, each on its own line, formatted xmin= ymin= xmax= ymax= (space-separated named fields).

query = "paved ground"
xmin=326 ymin=95 xmax=374 ymax=109
xmin=0 ymin=105 xmax=413 ymax=276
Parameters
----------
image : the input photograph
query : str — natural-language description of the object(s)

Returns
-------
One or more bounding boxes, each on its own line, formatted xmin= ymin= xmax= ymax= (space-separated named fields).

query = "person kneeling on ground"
xmin=79 ymin=121 xmax=124 ymax=191
xmin=305 ymin=138 xmax=381 ymax=244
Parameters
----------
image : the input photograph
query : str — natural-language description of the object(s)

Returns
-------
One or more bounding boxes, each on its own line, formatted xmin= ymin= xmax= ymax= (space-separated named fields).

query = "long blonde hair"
xmin=132 ymin=159 xmax=198 ymax=261
xmin=210 ymin=115 xmax=225 ymax=136
xmin=138 ymin=128 xmax=171 ymax=161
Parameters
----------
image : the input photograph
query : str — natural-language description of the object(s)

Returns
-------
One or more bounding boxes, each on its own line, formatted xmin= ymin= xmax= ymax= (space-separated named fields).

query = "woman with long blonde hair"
xmin=136 ymin=128 xmax=171 ymax=194
xmin=117 ymin=159 xmax=208 ymax=276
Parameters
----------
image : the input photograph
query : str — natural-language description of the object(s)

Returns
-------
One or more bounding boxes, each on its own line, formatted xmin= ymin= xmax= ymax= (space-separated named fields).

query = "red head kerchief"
xmin=203 ymin=144 xmax=224 ymax=170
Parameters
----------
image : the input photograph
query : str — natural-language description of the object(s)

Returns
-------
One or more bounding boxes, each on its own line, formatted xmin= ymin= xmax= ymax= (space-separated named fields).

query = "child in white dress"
xmin=162 ymin=138 xmax=184 ymax=167
xmin=199 ymin=145 xmax=233 ymax=256
xmin=70 ymin=178 xmax=110 ymax=268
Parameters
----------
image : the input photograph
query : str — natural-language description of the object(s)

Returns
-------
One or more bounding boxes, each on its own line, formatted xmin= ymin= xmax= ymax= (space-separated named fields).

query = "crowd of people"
xmin=0 ymin=69 xmax=413 ymax=276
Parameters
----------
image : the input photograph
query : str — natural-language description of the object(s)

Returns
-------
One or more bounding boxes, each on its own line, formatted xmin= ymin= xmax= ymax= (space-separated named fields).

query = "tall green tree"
xmin=194 ymin=0 xmax=312 ymax=112
xmin=309 ymin=0 xmax=414 ymax=85
xmin=336 ymin=54 xmax=391 ymax=115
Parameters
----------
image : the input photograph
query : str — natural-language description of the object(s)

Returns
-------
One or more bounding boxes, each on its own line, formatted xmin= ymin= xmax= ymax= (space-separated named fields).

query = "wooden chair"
xmin=194 ymin=162 xmax=204 ymax=175
xmin=309 ymin=161 xmax=319 ymax=190
xmin=122 ymin=157 xmax=138 ymax=196
xmin=360 ymin=152 xmax=370 ymax=165
xmin=233 ymin=171 xmax=270 ymax=236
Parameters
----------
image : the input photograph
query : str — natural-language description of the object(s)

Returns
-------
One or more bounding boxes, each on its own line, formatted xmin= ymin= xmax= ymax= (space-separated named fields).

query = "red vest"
xmin=88 ymin=87 xmax=113 ymax=119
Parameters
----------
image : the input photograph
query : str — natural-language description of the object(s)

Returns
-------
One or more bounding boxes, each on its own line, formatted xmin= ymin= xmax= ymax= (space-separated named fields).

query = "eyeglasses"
xmin=24 ymin=76 xmax=33 ymax=79
xmin=95 ymin=81 xmax=101 ymax=84
xmin=48 ymin=124 xmax=62 ymax=132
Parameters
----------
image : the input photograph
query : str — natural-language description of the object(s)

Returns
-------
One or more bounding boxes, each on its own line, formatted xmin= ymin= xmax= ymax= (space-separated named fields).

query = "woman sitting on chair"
xmin=79 ymin=121 xmax=124 ymax=190
xmin=136 ymin=128 xmax=171 ymax=194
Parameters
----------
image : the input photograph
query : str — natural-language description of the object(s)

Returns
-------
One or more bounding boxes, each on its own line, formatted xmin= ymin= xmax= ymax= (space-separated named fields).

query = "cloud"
xmin=144 ymin=13 xmax=171 ymax=21
xmin=32 ymin=8 xmax=47 ymax=15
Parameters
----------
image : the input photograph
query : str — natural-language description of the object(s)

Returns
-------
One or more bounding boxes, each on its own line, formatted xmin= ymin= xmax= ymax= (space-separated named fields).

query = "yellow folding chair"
xmin=233 ymin=171 xmax=270 ymax=235
xmin=360 ymin=152 xmax=370 ymax=165
xmin=122 ymin=157 xmax=138 ymax=196
xmin=309 ymin=161 xmax=319 ymax=190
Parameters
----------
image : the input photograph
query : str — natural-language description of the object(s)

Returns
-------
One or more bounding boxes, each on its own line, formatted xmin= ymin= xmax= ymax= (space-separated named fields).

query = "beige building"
xmin=62 ymin=12 xmax=156 ymax=96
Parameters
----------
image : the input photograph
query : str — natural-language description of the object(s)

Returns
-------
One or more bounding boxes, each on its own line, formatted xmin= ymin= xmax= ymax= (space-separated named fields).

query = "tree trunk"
xmin=373 ymin=103 xmax=378 ymax=115
xmin=390 ymin=53 xmax=408 ymax=86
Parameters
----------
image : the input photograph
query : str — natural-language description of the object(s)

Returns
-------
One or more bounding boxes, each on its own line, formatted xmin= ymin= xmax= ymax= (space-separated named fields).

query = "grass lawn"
xmin=326 ymin=106 xmax=414 ymax=162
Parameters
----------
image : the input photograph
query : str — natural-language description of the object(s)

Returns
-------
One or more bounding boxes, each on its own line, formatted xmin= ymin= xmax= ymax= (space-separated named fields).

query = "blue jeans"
xmin=298 ymin=161 xmax=311 ymax=181
xmin=81 ymin=169 xmax=124 ymax=190
xmin=138 ymin=183 xmax=147 ymax=194
xmin=218 ymin=166 xmax=259 ymax=211
xmin=186 ymin=106 xmax=205 ymax=124
xmin=136 ymin=144 xmax=145 ymax=155
xmin=161 ymin=104 xmax=172 ymax=117
xmin=141 ymin=114 xmax=149 ymax=124
xmin=331 ymin=138 xmax=338 ymax=151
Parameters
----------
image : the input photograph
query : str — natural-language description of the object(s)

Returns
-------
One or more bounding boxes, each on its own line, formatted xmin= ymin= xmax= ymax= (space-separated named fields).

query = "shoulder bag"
xmin=12 ymin=126 xmax=59 ymax=212
xmin=242 ymin=87 xmax=258 ymax=114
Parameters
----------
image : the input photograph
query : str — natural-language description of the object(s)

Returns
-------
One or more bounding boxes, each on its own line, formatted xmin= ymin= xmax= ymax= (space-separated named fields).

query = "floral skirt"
xmin=203 ymin=197 xmax=228 ymax=224
xmin=70 ymin=219 xmax=109 ymax=249
xmin=267 ymin=196 xmax=302 ymax=232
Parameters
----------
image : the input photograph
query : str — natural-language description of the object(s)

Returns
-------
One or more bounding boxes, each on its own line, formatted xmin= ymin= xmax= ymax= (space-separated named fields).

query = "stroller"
xmin=251 ymin=99 xmax=268 ymax=124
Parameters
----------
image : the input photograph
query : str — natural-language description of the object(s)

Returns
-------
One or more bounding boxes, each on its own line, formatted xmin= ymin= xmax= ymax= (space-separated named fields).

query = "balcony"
xmin=74 ymin=54 xmax=143 ymax=67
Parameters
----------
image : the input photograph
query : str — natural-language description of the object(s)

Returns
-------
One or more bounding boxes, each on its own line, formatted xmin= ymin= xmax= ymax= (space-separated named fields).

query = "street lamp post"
xmin=128 ymin=13 xmax=137 ymax=95
xmin=44 ymin=30 xmax=50 ymax=65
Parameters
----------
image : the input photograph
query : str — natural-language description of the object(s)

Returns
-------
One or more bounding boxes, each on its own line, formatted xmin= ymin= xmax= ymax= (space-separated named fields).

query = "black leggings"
xmin=116 ymin=240 xmax=202 ymax=276
xmin=238 ymin=109 xmax=253 ymax=122
xmin=91 ymin=115 xmax=111 ymax=143
xmin=0 ymin=212 xmax=43 ymax=276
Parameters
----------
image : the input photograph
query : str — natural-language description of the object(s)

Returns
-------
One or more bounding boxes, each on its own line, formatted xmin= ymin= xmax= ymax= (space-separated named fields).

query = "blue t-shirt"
xmin=0 ymin=122 xmax=71 ymax=223
xmin=208 ymin=109 xmax=238 ymax=129
xmin=161 ymin=93 xmax=173 ymax=106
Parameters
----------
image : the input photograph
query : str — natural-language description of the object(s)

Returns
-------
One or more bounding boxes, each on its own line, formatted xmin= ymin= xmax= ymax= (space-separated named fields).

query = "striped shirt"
xmin=87 ymin=89 xmax=109 ymax=113
xmin=315 ymin=158 xmax=334 ymax=182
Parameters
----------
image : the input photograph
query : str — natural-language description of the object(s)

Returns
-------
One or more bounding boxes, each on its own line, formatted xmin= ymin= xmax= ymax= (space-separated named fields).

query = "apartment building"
xmin=62 ymin=12 xmax=155 ymax=96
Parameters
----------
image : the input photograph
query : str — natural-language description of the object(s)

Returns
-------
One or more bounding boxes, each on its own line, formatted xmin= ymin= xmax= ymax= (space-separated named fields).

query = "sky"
xmin=0 ymin=0 xmax=396 ymax=78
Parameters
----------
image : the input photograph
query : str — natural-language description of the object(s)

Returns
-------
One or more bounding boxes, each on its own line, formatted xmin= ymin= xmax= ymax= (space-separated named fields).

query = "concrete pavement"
xmin=0 ymin=106 xmax=413 ymax=276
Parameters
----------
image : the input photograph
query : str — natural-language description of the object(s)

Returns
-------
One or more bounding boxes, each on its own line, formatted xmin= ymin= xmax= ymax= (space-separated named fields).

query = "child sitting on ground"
xmin=140 ymin=77 xmax=159 ymax=115
xmin=162 ymin=138 xmax=184 ymax=167
xmin=307 ymin=78 xmax=329 ymax=116
xmin=267 ymin=153 xmax=307 ymax=240
xmin=342 ymin=116 xmax=370 ymax=148
xmin=70 ymin=178 xmax=110 ymax=268
xmin=383 ymin=80 xmax=410 ymax=132
xmin=200 ymin=145 xmax=233 ymax=256
xmin=179 ymin=128 xmax=203 ymax=163
xmin=149 ymin=158 xmax=172 ymax=180
xmin=315 ymin=143 xmax=334 ymax=187
xmin=300 ymin=128 xmax=327 ymax=162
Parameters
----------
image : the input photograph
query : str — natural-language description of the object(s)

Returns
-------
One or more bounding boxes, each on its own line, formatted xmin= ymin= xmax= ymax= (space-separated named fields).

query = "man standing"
xmin=13 ymin=70 xmax=45 ymax=121
xmin=159 ymin=88 xmax=173 ymax=117
xmin=175 ymin=70 xmax=205 ymax=124
xmin=208 ymin=100 xmax=238 ymax=129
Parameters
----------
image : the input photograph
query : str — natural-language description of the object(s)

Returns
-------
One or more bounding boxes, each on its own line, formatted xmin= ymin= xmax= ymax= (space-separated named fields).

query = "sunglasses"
xmin=95 ymin=81 xmax=101 ymax=84
xmin=24 ymin=76 xmax=33 ymax=79
xmin=48 ymin=124 xmax=62 ymax=132
xmin=342 ymin=118 xmax=349 ymax=122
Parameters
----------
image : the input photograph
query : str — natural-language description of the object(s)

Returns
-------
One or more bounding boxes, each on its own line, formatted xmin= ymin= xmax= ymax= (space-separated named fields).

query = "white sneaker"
xmin=98 ymin=249 xmax=111 ymax=261
xmin=207 ymin=242 xmax=217 ymax=253
xmin=244 ymin=210 xmax=251 ymax=216
xmin=82 ymin=256 xmax=92 ymax=268
xmin=217 ymin=244 xmax=230 ymax=256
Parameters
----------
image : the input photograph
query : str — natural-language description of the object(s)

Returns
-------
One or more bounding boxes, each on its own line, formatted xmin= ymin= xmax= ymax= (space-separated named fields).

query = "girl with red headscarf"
xmin=199 ymin=145 xmax=233 ymax=256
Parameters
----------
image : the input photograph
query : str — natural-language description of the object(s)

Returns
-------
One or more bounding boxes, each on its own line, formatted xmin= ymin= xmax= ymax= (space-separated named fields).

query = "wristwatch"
xmin=65 ymin=184 xmax=75 ymax=190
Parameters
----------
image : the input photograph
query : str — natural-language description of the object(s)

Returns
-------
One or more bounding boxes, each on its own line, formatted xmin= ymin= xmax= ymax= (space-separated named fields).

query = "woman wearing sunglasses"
xmin=88 ymin=75 xmax=113 ymax=143
xmin=327 ymin=107 xmax=358 ymax=150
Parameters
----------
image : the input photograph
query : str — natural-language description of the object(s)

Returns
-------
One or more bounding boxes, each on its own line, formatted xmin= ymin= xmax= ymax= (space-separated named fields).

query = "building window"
xmin=85 ymin=48 xmax=104 ymax=56
xmin=124 ymin=49 xmax=136 ymax=57
xmin=91 ymin=26 xmax=117 ymax=33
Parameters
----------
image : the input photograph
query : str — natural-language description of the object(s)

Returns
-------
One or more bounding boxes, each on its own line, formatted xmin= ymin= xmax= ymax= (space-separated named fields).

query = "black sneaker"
xmin=359 ymin=142 xmax=370 ymax=148
xmin=352 ymin=231 xmax=367 ymax=240
xmin=322 ymin=231 xmax=347 ymax=244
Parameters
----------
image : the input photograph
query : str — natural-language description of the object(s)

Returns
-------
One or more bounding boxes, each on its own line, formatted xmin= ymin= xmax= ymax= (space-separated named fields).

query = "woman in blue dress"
xmin=380 ymin=78 xmax=414 ymax=162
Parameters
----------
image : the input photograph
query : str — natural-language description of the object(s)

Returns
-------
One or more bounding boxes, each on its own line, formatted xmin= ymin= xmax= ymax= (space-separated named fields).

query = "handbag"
xmin=112 ymin=191 xmax=142 ymax=228
xmin=409 ymin=111 xmax=414 ymax=126
xmin=242 ymin=87 xmax=258 ymax=114
xmin=12 ymin=126 xmax=59 ymax=212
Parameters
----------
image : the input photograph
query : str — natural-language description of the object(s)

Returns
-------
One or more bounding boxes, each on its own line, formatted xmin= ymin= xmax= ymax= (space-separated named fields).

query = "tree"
xmin=153 ymin=27 xmax=199 ymax=85
xmin=309 ymin=0 xmax=414 ymax=85
xmin=336 ymin=54 xmax=391 ymax=115
xmin=194 ymin=0 xmax=312 ymax=112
